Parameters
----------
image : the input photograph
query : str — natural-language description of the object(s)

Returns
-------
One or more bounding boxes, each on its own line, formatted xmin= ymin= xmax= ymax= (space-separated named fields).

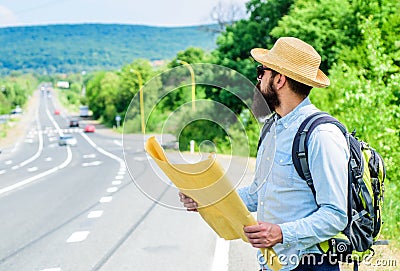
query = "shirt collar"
xmin=276 ymin=97 xmax=311 ymax=128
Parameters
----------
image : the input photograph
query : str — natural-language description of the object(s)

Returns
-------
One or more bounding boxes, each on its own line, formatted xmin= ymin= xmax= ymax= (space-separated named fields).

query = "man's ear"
xmin=275 ymin=74 xmax=286 ymax=90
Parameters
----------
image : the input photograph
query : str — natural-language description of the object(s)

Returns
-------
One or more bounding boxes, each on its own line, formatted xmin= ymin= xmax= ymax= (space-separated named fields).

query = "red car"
xmin=84 ymin=124 xmax=95 ymax=133
xmin=54 ymin=109 xmax=60 ymax=115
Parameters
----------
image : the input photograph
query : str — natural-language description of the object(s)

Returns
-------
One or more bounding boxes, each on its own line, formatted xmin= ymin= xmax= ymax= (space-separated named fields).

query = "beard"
xmin=252 ymin=79 xmax=280 ymax=119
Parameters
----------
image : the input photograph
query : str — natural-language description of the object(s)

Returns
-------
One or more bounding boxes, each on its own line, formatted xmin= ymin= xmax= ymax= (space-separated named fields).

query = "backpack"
xmin=258 ymin=112 xmax=387 ymax=269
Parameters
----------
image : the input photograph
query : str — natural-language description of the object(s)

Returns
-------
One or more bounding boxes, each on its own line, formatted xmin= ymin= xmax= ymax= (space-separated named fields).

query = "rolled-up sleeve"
xmin=238 ymin=184 xmax=259 ymax=213
xmin=278 ymin=123 xmax=349 ymax=247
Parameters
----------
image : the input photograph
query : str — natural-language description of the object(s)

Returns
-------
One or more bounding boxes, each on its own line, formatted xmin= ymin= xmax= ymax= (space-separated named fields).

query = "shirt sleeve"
xmin=278 ymin=123 xmax=349 ymax=247
xmin=238 ymin=183 xmax=259 ymax=213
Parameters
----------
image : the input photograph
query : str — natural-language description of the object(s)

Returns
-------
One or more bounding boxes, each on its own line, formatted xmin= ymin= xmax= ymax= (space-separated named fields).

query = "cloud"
xmin=0 ymin=5 xmax=20 ymax=26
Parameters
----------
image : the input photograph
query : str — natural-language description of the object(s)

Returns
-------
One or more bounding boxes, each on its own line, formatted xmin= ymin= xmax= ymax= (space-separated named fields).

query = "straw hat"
xmin=251 ymin=37 xmax=330 ymax=88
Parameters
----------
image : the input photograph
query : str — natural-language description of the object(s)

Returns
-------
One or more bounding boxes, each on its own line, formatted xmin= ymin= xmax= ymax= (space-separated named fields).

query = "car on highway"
xmin=84 ymin=124 xmax=95 ymax=133
xmin=69 ymin=118 xmax=79 ymax=127
xmin=54 ymin=109 xmax=60 ymax=115
xmin=58 ymin=134 xmax=77 ymax=146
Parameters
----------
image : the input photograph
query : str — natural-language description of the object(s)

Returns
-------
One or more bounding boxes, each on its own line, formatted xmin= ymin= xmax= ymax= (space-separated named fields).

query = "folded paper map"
xmin=145 ymin=136 xmax=282 ymax=271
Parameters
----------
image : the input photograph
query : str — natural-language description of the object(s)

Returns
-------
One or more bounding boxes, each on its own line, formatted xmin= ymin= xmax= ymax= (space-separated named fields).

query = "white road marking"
xmin=0 ymin=170 xmax=6 ymax=175
xmin=80 ymin=132 xmax=125 ymax=169
xmin=113 ymin=139 xmax=123 ymax=146
xmin=99 ymin=196 xmax=112 ymax=203
xmin=39 ymin=268 xmax=61 ymax=271
xmin=24 ymin=139 xmax=34 ymax=143
xmin=66 ymin=231 xmax=90 ymax=243
xmin=211 ymin=238 xmax=230 ymax=271
xmin=82 ymin=161 xmax=102 ymax=167
xmin=107 ymin=187 xmax=118 ymax=193
xmin=0 ymin=147 xmax=72 ymax=196
xmin=115 ymin=175 xmax=123 ymax=180
xmin=27 ymin=167 xmax=38 ymax=172
xmin=45 ymin=157 xmax=52 ymax=162
xmin=83 ymin=154 xmax=96 ymax=159
xmin=17 ymin=109 xmax=44 ymax=168
xmin=112 ymin=181 xmax=122 ymax=185
xmin=11 ymin=165 xmax=19 ymax=170
xmin=133 ymin=157 xmax=146 ymax=161
xmin=87 ymin=210 xmax=104 ymax=218
xmin=5 ymin=160 xmax=12 ymax=165
xmin=117 ymin=171 xmax=125 ymax=175
xmin=48 ymin=137 xmax=57 ymax=142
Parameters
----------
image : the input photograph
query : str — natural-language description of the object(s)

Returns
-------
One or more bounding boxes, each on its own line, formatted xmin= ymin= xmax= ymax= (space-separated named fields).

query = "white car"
xmin=58 ymin=134 xmax=77 ymax=146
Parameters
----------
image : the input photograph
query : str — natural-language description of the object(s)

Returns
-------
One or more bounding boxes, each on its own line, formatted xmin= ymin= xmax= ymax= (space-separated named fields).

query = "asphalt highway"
xmin=0 ymin=86 xmax=258 ymax=271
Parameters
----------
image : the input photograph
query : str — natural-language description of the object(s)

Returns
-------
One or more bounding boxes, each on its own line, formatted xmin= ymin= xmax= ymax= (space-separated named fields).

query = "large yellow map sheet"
xmin=145 ymin=136 xmax=282 ymax=271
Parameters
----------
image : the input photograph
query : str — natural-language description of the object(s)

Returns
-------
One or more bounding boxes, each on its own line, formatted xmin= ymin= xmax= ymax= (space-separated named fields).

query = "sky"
xmin=0 ymin=0 xmax=249 ymax=28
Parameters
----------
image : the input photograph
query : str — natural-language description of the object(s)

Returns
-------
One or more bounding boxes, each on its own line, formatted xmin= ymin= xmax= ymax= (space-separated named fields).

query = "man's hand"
xmin=179 ymin=192 xmax=198 ymax=212
xmin=244 ymin=222 xmax=283 ymax=248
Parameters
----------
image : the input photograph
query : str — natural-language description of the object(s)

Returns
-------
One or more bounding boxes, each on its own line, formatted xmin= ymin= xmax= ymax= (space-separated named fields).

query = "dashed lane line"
xmin=87 ymin=211 xmax=104 ymax=219
xmin=99 ymin=196 xmax=113 ymax=203
xmin=27 ymin=167 xmax=38 ymax=172
xmin=0 ymin=147 xmax=72 ymax=196
xmin=83 ymin=154 xmax=96 ymax=159
xmin=66 ymin=231 xmax=90 ymax=243
xmin=82 ymin=161 xmax=102 ymax=167
xmin=106 ymin=187 xmax=118 ymax=193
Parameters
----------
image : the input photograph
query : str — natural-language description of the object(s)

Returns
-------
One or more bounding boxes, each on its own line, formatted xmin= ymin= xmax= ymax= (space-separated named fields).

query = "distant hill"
xmin=0 ymin=24 xmax=217 ymax=75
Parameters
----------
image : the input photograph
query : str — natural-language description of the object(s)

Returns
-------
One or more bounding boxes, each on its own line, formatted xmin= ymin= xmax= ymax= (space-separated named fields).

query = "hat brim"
xmin=251 ymin=48 xmax=330 ymax=88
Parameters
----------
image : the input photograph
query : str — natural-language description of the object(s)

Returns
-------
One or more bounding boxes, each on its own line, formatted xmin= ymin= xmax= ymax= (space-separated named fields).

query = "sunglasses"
xmin=257 ymin=65 xmax=272 ymax=80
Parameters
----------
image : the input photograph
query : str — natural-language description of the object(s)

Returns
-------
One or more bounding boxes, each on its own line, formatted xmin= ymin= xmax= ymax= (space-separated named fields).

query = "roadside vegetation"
xmin=0 ymin=74 xmax=38 ymax=139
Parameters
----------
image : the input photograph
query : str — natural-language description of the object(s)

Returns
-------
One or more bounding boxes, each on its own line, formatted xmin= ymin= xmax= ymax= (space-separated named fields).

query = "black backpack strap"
xmin=292 ymin=112 xmax=346 ymax=200
xmin=257 ymin=113 xmax=276 ymax=152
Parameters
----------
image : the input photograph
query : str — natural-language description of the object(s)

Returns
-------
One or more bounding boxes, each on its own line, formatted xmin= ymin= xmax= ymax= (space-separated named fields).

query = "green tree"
xmin=311 ymin=16 xmax=400 ymax=240
xmin=118 ymin=59 xmax=154 ymax=116
xmin=270 ymin=0 xmax=353 ymax=73
xmin=99 ymin=72 xmax=121 ymax=125
xmin=161 ymin=48 xmax=210 ymax=111
xmin=0 ymin=91 xmax=11 ymax=114
xmin=213 ymin=0 xmax=294 ymax=79
xmin=86 ymin=71 xmax=107 ymax=119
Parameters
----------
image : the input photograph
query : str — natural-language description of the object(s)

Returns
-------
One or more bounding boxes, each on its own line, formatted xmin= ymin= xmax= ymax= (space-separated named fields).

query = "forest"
xmin=0 ymin=23 xmax=217 ymax=75
xmin=1 ymin=0 xmax=399 ymax=242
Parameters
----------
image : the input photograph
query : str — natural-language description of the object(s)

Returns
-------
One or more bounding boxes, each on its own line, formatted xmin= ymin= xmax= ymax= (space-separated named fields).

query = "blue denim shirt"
xmin=238 ymin=98 xmax=349 ymax=270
